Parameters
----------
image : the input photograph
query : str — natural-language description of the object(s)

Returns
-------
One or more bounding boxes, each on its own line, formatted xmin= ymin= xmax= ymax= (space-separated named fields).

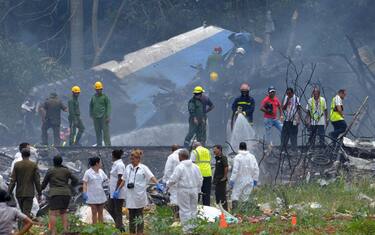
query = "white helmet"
xmin=236 ymin=47 xmax=246 ymax=55
xmin=295 ymin=45 xmax=302 ymax=51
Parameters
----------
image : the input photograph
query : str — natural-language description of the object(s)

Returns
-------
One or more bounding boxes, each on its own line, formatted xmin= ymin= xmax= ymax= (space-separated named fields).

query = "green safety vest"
xmin=310 ymin=97 xmax=325 ymax=121
xmin=193 ymin=146 xmax=212 ymax=177
xmin=330 ymin=96 xmax=344 ymax=122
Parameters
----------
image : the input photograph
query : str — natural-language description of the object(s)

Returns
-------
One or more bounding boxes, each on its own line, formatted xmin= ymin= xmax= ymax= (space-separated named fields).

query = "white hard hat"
xmin=236 ymin=47 xmax=246 ymax=55
xmin=295 ymin=45 xmax=302 ymax=51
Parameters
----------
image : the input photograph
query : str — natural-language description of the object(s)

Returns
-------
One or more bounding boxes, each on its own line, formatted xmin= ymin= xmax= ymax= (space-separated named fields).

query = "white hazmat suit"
xmin=230 ymin=150 xmax=259 ymax=201
xmin=167 ymin=159 xmax=203 ymax=233
xmin=162 ymin=149 xmax=182 ymax=204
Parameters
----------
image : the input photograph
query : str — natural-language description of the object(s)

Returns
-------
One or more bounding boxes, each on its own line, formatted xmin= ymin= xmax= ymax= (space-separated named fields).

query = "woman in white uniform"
xmin=82 ymin=157 xmax=108 ymax=224
xmin=107 ymin=149 xmax=126 ymax=231
xmin=122 ymin=149 xmax=158 ymax=235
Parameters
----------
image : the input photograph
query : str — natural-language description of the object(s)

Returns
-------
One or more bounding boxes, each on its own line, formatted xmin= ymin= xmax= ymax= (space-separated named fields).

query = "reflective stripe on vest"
xmin=311 ymin=97 xmax=324 ymax=121
xmin=330 ymin=96 xmax=344 ymax=122
xmin=193 ymin=147 xmax=212 ymax=177
xmin=237 ymin=101 xmax=251 ymax=105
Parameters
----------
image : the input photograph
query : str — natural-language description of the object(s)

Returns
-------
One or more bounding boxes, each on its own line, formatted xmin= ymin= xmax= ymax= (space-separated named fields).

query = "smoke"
xmin=111 ymin=123 xmax=188 ymax=146
xmin=229 ymin=113 xmax=256 ymax=153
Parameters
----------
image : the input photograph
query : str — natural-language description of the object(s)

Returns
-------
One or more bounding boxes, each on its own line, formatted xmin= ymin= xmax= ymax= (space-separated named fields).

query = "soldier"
xmin=40 ymin=93 xmax=67 ymax=146
xmin=68 ymin=86 xmax=85 ymax=146
xmin=89 ymin=81 xmax=111 ymax=146
xmin=183 ymin=86 xmax=214 ymax=147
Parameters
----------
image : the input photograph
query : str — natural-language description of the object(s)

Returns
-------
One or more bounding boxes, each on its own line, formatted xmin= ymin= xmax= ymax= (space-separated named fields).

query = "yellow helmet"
xmin=210 ymin=71 xmax=218 ymax=81
xmin=71 ymin=86 xmax=81 ymax=93
xmin=193 ymin=86 xmax=205 ymax=94
xmin=94 ymin=81 xmax=103 ymax=90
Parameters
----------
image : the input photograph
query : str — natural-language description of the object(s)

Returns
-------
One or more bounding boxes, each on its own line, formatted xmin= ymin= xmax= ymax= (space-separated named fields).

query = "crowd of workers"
xmin=1 ymin=140 xmax=259 ymax=234
xmin=184 ymin=81 xmax=348 ymax=150
xmin=38 ymin=81 xmax=111 ymax=147
xmin=36 ymin=45 xmax=347 ymax=149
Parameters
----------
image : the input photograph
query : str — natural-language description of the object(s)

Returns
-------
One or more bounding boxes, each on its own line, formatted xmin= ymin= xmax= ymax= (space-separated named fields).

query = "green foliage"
xmin=345 ymin=219 xmax=375 ymax=235
xmin=0 ymin=38 xmax=70 ymax=129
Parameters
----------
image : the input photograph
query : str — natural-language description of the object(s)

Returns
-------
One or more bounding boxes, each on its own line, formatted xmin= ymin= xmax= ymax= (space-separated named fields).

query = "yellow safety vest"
xmin=193 ymin=146 xmax=212 ymax=177
xmin=310 ymin=97 xmax=325 ymax=121
xmin=330 ymin=96 xmax=344 ymax=122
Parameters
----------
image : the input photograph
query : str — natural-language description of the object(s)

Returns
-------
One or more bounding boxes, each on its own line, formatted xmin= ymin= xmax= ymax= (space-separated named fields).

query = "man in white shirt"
xmin=281 ymin=88 xmax=301 ymax=151
xmin=162 ymin=147 xmax=182 ymax=205
xmin=229 ymin=142 xmax=259 ymax=211
xmin=11 ymin=143 xmax=38 ymax=173
xmin=167 ymin=149 xmax=203 ymax=233
xmin=306 ymin=88 xmax=327 ymax=146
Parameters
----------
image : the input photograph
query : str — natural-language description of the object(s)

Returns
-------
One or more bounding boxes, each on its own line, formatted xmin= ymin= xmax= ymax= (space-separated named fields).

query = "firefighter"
xmin=68 ymin=86 xmax=85 ymax=146
xmin=232 ymin=83 xmax=255 ymax=127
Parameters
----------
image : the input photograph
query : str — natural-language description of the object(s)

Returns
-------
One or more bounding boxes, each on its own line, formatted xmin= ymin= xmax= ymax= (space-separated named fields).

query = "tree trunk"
xmin=70 ymin=0 xmax=84 ymax=72
xmin=92 ymin=0 xmax=126 ymax=66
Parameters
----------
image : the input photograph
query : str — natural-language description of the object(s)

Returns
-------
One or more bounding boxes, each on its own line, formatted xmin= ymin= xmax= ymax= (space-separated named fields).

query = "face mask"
xmin=241 ymin=91 xmax=249 ymax=96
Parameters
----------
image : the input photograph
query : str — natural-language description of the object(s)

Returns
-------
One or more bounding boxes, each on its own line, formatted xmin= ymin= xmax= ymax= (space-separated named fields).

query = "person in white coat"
xmin=162 ymin=147 xmax=182 ymax=205
xmin=167 ymin=149 xmax=203 ymax=233
xmin=82 ymin=157 xmax=108 ymax=224
xmin=122 ymin=149 xmax=158 ymax=235
xmin=229 ymin=142 xmax=259 ymax=210
xmin=107 ymin=149 xmax=126 ymax=232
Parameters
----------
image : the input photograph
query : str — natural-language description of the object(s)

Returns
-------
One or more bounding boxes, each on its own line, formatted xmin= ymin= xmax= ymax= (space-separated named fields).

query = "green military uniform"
xmin=41 ymin=94 xmax=67 ymax=146
xmin=206 ymin=53 xmax=224 ymax=73
xmin=8 ymin=159 xmax=41 ymax=217
xmin=184 ymin=97 xmax=206 ymax=147
xmin=68 ymin=96 xmax=85 ymax=145
xmin=41 ymin=166 xmax=79 ymax=197
xmin=90 ymin=93 xmax=111 ymax=146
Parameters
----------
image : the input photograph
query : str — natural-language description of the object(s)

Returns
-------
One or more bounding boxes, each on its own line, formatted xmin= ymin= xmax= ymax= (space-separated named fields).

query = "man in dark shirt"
xmin=40 ymin=92 xmax=67 ymax=146
xmin=8 ymin=149 xmax=41 ymax=218
xmin=184 ymin=86 xmax=214 ymax=147
xmin=232 ymin=83 xmax=255 ymax=126
xmin=213 ymin=145 xmax=228 ymax=210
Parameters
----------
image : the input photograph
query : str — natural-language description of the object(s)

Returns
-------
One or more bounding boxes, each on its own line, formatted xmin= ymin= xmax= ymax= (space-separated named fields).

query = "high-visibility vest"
xmin=310 ymin=97 xmax=325 ymax=122
xmin=330 ymin=96 xmax=344 ymax=122
xmin=193 ymin=146 xmax=212 ymax=177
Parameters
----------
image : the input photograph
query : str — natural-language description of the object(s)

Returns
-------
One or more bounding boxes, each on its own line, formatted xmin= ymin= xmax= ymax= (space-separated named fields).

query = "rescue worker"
xmin=167 ymin=149 xmax=203 ymax=234
xmin=107 ymin=150 xmax=126 ymax=232
xmin=206 ymin=47 xmax=224 ymax=74
xmin=68 ymin=86 xmax=85 ymax=146
xmin=89 ymin=81 xmax=111 ymax=146
xmin=40 ymin=92 xmax=67 ymax=146
xmin=183 ymin=86 xmax=214 ymax=147
xmin=229 ymin=142 xmax=259 ymax=211
xmin=213 ymin=145 xmax=228 ymax=210
xmin=21 ymin=97 xmax=36 ymax=138
xmin=329 ymin=89 xmax=347 ymax=140
xmin=260 ymin=86 xmax=283 ymax=145
xmin=306 ymin=87 xmax=328 ymax=146
xmin=8 ymin=149 xmax=42 ymax=219
xmin=162 ymin=148 xmax=182 ymax=205
xmin=232 ymin=83 xmax=255 ymax=127
xmin=191 ymin=141 xmax=212 ymax=206
xmin=281 ymin=88 xmax=301 ymax=151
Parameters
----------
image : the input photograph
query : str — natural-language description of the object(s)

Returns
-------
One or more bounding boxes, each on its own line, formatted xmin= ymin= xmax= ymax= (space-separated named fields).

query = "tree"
xmin=70 ymin=0 xmax=84 ymax=72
